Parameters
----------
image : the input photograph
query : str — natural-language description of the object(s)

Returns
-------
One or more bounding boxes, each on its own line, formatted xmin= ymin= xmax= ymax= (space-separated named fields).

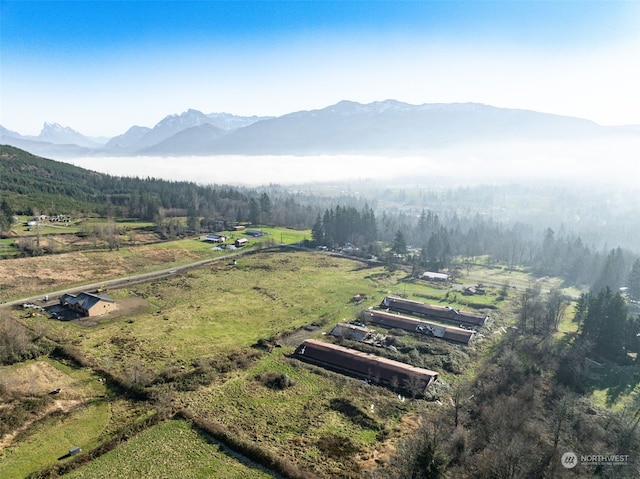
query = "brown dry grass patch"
xmin=2 ymin=361 xmax=81 ymax=399
xmin=0 ymin=246 xmax=204 ymax=300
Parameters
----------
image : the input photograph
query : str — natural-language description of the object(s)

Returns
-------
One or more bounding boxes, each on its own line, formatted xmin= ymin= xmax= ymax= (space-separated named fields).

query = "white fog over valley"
xmin=65 ymin=137 xmax=640 ymax=188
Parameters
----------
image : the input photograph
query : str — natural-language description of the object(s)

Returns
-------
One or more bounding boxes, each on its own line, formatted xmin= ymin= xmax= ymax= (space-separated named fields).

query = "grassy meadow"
xmin=0 ymin=226 xmax=310 ymax=301
xmin=176 ymin=351 xmax=411 ymax=477
xmin=19 ymin=251 xmax=400 ymax=371
xmin=0 ymin=358 xmax=155 ymax=479
xmin=64 ymin=419 xmax=273 ymax=479
xmin=3 ymin=245 xmax=600 ymax=478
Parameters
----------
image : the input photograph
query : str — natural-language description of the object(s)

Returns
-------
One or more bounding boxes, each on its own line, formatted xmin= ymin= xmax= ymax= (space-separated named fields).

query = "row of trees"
xmin=311 ymin=205 xmax=377 ymax=248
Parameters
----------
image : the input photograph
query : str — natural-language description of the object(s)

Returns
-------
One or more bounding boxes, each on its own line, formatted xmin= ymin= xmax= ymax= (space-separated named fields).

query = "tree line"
xmin=6 ymin=145 xmax=640 ymax=297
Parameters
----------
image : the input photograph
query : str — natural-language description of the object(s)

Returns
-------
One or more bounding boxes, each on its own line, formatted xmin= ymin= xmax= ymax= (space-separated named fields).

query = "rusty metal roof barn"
xmin=380 ymin=296 xmax=488 ymax=327
xmin=361 ymin=309 xmax=475 ymax=345
xmin=294 ymin=339 xmax=438 ymax=394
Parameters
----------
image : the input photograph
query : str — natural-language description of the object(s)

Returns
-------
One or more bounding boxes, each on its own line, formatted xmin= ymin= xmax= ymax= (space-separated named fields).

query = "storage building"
xmin=361 ymin=309 xmax=474 ymax=345
xmin=380 ymin=296 xmax=488 ymax=327
xmin=294 ymin=339 xmax=438 ymax=394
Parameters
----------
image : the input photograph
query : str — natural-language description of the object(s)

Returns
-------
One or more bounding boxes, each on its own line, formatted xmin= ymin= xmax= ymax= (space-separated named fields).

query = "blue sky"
xmin=1 ymin=1 xmax=639 ymax=136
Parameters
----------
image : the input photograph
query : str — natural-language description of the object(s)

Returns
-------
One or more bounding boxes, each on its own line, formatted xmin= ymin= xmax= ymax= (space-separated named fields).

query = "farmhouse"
xmin=59 ymin=292 xmax=116 ymax=317
xmin=361 ymin=309 xmax=475 ymax=345
xmin=294 ymin=339 xmax=438 ymax=394
xmin=235 ymin=238 xmax=249 ymax=247
xmin=380 ymin=296 xmax=488 ymax=327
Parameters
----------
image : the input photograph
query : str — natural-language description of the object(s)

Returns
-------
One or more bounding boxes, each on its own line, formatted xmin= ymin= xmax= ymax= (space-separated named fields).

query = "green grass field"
xmin=0 ymin=358 xmax=112 ymax=479
xmin=4 ymin=249 xmax=599 ymax=478
xmin=65 ymin=419 xmax=273 ymax=479
xmin=21 ymin=251 xmax=399 ymax=372
xmin=178 ymin=351 xmax=407 ymax=476
xmin=0 ymin=357 xmax=158 ymax=479
xmin=0 ymin=401 xmax=111 ymax=479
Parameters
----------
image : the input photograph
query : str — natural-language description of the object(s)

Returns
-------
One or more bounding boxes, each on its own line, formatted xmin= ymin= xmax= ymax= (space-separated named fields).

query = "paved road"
xmin=0 ymin=247 xmax=252 ymax=310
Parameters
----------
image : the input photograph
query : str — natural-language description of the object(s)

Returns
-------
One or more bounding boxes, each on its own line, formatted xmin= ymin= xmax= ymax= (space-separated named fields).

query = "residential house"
xmin=59 ymin=292 xmax=116 ymax=317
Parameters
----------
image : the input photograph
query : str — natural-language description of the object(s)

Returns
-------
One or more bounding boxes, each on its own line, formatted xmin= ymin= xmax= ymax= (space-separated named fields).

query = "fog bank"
xmin=64 ymin=138 xmax=639 ymax=187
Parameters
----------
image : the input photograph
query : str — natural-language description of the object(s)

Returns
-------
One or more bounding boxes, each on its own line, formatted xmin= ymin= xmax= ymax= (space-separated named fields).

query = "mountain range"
xmin=2 ymin=100 xmax=638 ymax=158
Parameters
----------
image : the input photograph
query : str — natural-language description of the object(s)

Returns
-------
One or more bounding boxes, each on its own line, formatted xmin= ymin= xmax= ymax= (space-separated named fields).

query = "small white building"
xmin=422 ymin=271 xmax=450 ymax=282
xmin=204 ymin=234 xmax=227 ymax=243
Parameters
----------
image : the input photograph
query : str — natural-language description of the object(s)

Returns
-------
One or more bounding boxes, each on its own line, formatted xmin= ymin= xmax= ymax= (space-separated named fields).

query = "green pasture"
xmin=180 ymin=351 xmax=408 ymax=476
xmin=0 ymin=358 xmax=111 ymax=479
xmin=0 ymin=401 xmax=110 ymax=479
xmin=13 ymin=216 xmax=103 ymax=237
xmin=23 ymin=252 xmax=400 ymax=371
xmin=257 ymin=227 xmax=310 ymax=244
xmin=395 ymin=279 xmax=503 ymax=310
xmin=458 ymin=258 xmax=562 ymax=292
xmin=586 ymin=361 xmax=640 ymax=411
xmin=7 ymin=246 xmax=614 ymax=477
xmin=555 ymin=302 xmax=580 ymax=338
xmin=65 ymin=419 xmax=272 ymax=479
xmin=0 ymin=358 xmax=157 ymax=479
xmin=0 ymin=238 xmax=19 ymax=258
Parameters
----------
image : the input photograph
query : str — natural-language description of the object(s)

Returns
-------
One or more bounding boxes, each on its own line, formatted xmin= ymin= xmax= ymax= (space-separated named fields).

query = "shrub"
xmin=256 ymin=372 xmax=296 ymax=390
xmin=316 ymin=434 xmax=361 ymax=460
xmin=329 ymin=398 xmax=380 ymax=430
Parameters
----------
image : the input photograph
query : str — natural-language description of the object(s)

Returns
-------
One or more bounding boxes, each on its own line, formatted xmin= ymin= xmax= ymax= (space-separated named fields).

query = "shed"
xmin=422 ymin=271 xmax=450 ymax=282
xmin=235 ymin=238 xmax=248 ymax=247
xmin=204 ymin=234 xmax=226 ymax=243
xmin=330 ymin=323 xmax=371 ymax=342
xmin=294 ymin=339 xmax=438 ymax=394
xmin=69 ymin=446 xmax=81 ymax=456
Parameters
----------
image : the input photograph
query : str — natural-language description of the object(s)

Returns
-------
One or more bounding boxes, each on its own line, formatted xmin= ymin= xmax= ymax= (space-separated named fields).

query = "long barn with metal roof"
xmin=361 ymin=309 xmax=475 ymax=345
xmin=380 ymin=296 xmax=488 ymax=327
xmin=294 ymin=339 xmax=438 ymax=395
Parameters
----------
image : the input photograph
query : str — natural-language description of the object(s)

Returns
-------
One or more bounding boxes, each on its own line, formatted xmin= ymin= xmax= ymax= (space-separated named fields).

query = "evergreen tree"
xmin=259 ymin=193 xmax=272 ymax=224
xmin=311 ymin=214 xmax=324 ymax=246
xmin=248 ymin=198 xmax=260 ymax=225
xmin=592 ymin=247 xmax=628 ymax=294
xmin=392 ymin=229 xmax=408 ymax=255
xmin=580 ymin=287 xmax=635 ymax=362
xmin=0 ymin=199 xmax=14 ymax=232
xmin=627 ymin=258 xmax=640 ymax=301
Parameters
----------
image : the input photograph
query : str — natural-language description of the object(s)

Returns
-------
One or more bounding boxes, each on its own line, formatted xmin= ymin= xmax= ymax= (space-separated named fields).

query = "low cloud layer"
xmin=65 ymin=137 xmax=639 ymax=188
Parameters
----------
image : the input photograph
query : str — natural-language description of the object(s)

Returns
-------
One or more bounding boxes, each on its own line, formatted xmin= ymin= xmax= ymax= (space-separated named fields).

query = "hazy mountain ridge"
xmin=1 ymin=101 xmax=637 ymax=158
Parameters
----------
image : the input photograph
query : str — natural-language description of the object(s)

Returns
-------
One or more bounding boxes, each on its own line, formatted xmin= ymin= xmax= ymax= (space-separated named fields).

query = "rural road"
xmin=0 ymin=248 xmax=252 ymax=311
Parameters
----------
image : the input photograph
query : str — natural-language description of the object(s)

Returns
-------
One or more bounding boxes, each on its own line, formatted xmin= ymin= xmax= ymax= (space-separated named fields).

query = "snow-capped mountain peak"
xmin=38 ymin=122 xmax=100 ymax=148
